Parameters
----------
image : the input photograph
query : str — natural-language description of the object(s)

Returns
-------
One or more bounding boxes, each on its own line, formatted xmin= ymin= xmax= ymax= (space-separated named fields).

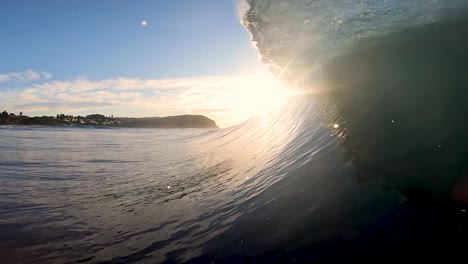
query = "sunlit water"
xmin=0 ymin=112 xmax=360 ymax=263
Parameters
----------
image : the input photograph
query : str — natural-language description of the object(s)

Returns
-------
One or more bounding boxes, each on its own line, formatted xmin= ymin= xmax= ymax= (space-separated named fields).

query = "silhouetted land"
xmin=0 ymin=111 xmax=218 ymax=128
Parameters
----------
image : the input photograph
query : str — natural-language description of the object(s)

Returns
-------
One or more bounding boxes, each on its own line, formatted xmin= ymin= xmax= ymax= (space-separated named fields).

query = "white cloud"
xmin=0 ymin=73 xmax=287 ymax=127
xmin=0 ymin=74 xmax=11 ymax=82
xmin=41 ymin=72 xmax=53 ymax=80
xmin=0 ymin=70 xmax=52 ymax=83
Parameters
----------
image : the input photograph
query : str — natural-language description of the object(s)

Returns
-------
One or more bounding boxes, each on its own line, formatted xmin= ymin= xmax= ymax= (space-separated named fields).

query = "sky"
xmin=0 ymin=0 xmax=283 ymax=127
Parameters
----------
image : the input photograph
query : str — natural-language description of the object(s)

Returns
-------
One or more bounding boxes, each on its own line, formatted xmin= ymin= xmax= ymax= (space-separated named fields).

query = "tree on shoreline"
xmin=1 ymin=110 xmax=10 ymax=123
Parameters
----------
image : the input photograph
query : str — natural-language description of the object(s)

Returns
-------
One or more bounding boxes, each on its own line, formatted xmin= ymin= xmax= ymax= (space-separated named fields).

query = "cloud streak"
xmin=0 ymin=74 xmax=281 ymax=127
xmin=0 ymin=70 xmax=52 ymax=83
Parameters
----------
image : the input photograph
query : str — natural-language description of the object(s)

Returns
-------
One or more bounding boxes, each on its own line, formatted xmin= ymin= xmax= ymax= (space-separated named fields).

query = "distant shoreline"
xmin=0 ymin=112 xmax=218 ymax=129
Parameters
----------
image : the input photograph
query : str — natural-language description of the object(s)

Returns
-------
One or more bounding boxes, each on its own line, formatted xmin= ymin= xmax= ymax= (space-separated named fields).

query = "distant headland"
xmin=0 ymin=111 xmax=218 ymax=129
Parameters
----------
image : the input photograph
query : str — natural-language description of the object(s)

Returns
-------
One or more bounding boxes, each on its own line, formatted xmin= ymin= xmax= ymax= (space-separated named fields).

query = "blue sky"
xmin=0 ymin=0 xmax=274 ymax=127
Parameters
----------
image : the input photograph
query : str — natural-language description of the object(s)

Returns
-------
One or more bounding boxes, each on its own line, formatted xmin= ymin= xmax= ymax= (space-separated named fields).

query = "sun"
xmin=220 ymin=73 xmax=292 ymax=120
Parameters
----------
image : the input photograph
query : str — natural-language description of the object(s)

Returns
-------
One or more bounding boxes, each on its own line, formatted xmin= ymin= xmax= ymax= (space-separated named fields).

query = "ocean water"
xmin=0 ymin=112 xmax=360 ymax=263
xmin=2 ymin=0 xmax=468 ymax=263
xmin=0 ymin=127 xmax=219 ymax=262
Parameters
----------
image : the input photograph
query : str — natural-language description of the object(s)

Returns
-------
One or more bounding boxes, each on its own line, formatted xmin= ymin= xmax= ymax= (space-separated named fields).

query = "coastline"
xmin=0 ymin=113 xmax=218 ymax=129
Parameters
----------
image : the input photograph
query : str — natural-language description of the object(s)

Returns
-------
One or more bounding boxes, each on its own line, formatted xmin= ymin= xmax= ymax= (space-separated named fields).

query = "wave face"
xmin=196 ymin=0 xmax=468 ymax=261
xmin=242 ymin=0 xmax=468 ymax=196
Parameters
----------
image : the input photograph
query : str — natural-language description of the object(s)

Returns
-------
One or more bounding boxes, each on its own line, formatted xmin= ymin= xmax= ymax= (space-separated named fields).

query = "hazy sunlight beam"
xmin=219 ymin=73 xmax=292 ymax=121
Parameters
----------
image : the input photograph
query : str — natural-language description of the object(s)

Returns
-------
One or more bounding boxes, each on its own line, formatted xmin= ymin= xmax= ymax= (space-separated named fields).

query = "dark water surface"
xmin=0 ymin=127 xmax=223 ymax=263
xmin=0 ymin=117 xmax=354 ymax=263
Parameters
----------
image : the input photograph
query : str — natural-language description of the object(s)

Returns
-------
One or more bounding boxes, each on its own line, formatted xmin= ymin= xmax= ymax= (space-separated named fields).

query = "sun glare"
xmin=221 ymin=73 xmax=291 ymax=121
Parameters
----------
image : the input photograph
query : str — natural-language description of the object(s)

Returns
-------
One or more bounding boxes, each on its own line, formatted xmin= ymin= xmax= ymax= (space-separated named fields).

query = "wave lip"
xmin=242 ymin=0 xmax=468 ymax=76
